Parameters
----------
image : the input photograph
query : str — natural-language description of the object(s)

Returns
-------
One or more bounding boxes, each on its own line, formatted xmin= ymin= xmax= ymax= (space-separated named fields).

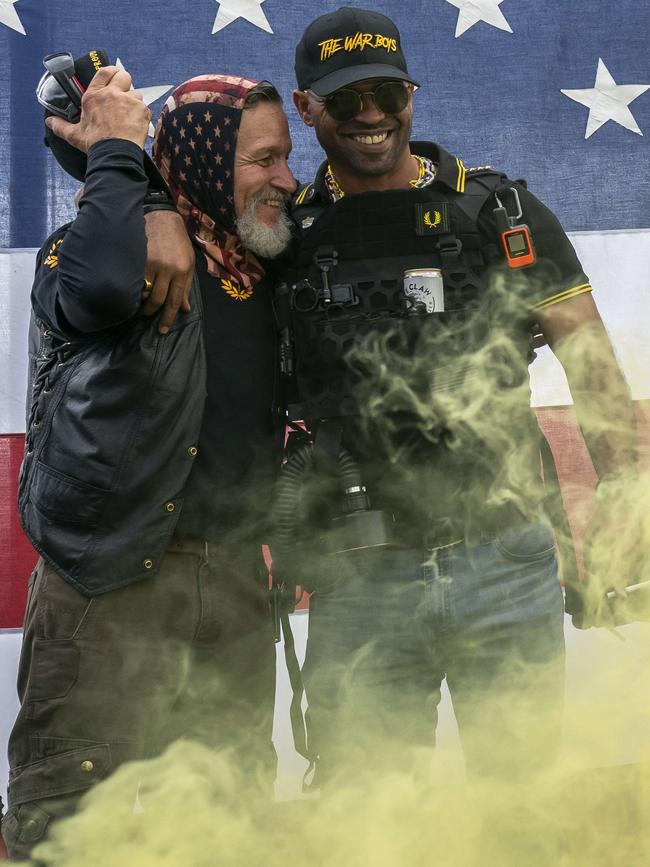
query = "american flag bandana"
xmin=152 ymin=74 xmax=265 ymax=290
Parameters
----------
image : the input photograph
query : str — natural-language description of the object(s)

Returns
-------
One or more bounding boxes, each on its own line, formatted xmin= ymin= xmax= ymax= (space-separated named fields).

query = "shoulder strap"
xmin=291 ymin=168 xmax=526 ymax=249
xmin=454 ymin=168 xmax=509 ymax=224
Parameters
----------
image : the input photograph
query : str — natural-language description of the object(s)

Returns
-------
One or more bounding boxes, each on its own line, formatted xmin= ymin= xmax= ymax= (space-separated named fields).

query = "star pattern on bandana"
xmin=154 ymin=100 xmax=242 ymax=233
xmin=151 ymin=76 xmax=266 ymax=293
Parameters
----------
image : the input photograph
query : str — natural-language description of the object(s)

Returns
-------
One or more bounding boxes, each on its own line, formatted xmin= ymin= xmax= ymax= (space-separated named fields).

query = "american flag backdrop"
xmin=0 ymin=0 xmax=649 ymax=800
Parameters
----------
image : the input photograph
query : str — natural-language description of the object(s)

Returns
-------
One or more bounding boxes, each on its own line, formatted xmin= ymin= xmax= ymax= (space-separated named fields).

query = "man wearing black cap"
xmin=274 ymin=6 xmax=638 ymax=785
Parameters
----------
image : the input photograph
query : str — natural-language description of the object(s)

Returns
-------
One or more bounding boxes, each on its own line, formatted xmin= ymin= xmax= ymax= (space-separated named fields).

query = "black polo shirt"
xmin=288 ymin=141 xmax=592 ymax=538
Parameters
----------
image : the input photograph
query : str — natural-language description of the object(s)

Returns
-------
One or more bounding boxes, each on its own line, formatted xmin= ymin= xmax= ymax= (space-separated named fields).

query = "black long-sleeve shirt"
xmin=33 ymin=138 xmax=280 ymax=546
xmin=34 ymin=138 xmax=148 ymax=333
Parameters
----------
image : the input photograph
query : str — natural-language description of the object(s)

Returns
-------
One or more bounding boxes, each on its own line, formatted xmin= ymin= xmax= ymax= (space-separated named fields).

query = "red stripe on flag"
xmin=536 ymin=401 xmax=650 ymax=581
xmin=1 ymin=403 xmax=647 ymax=626
xmin=0 ymin=435 xmax=37 ymax=628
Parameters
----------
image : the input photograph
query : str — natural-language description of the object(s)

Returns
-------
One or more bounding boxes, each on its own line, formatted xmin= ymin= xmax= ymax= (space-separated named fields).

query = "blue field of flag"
xmin=1 ymin=0 xmax=648 ymax=247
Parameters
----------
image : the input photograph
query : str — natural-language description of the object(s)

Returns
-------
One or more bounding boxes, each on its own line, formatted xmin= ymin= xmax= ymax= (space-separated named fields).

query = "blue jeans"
xmin=302 ymin=520 xmax=565 ymax=783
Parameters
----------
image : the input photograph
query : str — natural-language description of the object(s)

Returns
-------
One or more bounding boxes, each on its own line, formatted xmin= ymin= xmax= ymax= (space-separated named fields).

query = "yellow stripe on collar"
xmin=294 ymin=184 xmax=312 ymax=206
xmin=455 ymin=158 xmax=466 ymax=193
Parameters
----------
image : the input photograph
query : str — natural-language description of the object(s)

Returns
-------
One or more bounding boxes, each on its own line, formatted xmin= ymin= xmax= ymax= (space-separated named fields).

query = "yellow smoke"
xmin=27 ymin=266 xmax=650 ymax=866
xmin=29 ymin=735 xmax=650 ymax=866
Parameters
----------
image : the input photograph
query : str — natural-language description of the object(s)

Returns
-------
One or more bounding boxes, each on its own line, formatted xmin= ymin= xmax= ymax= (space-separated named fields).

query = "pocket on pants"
xmin=37 ymin=562 xmax=95 ymax=641
xmin=9 ymin=743 xmax=112 ymax=805
xmin=1 ymin=801 xmax=51 ymax=850
xmin=3 ymin=745 xmax=112 ymax=855
xmin=25 ymin=640 xmax=80 ymax=702
xmin=494 ymin=522 xmax=555 ymax=563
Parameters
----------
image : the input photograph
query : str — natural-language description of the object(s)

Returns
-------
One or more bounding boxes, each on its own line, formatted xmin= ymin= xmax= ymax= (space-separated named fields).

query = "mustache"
xmin=249 ymin=189 xmax=291 ymax=207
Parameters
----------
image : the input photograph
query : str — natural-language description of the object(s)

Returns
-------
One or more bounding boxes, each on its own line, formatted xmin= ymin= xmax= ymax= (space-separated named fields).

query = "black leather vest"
xmin=19 ymin=271 xmax=206 ymax=596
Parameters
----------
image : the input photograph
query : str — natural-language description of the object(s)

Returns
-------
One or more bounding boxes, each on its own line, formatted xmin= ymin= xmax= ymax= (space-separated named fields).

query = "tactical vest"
xmin=277 ymin=171 xmax=512 ymax=423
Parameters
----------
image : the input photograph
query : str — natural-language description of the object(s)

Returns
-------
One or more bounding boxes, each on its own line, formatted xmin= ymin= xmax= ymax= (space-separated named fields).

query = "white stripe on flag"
xmin=2 ymin=231 xmax=649 ymax=433
xmin=529 ymin=229 xmax=650 ymax=407
xmin=0 ymin=249 xmax=37 ymax=435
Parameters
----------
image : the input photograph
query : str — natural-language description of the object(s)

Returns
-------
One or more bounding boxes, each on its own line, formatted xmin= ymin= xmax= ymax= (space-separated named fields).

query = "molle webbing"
xmin=284 ymin=177 xmax=505 ymax=420
xmin=293 ymin=186 xmax=486 ymax=263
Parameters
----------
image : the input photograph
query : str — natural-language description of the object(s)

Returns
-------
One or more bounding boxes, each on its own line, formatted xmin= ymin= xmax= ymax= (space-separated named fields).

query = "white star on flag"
xmin=561 ymin=58 xmax=650 ymax=139
xmin=212 ymin=0 xmax=272 ymax=35
xmin=445 ymin=0 xmax=512 ymax=37
xmin=116 ymin=59 xmax=174 ymax=138
xmin=0 ymin=0 xmax=26 ymax=35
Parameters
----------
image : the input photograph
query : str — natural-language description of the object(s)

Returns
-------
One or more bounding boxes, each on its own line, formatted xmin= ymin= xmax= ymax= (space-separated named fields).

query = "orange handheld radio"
xmin=493 ymin=187 xmax=536 ymax=269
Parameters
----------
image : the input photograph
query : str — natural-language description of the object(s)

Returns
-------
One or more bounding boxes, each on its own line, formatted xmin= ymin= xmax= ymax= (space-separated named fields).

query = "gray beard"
xmin=236 ymin=193 xmax=293 ymax=259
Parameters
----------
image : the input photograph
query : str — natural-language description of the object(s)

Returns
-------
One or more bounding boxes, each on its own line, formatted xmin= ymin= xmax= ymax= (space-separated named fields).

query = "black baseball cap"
xmin=295 ymin=7 xmax=418 ymax=97
xmin=41 ymin=49 xmax=167 ymax=191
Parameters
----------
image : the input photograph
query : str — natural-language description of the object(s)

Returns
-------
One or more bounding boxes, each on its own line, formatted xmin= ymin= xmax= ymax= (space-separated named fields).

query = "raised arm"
xmin=40 ymin=66 xmax=151 ymax=333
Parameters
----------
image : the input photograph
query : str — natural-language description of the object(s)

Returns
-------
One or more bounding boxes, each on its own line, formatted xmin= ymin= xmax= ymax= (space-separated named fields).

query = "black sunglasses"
xmin=36 ymin=52 xmax=85 ymax=122
xmin=310 ymin=81 xmax=412 ymax=122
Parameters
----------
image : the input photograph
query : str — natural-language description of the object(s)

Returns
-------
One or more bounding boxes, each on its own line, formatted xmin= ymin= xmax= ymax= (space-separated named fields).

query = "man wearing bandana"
xmin=3 ymin=65 xmax=295 ymax=860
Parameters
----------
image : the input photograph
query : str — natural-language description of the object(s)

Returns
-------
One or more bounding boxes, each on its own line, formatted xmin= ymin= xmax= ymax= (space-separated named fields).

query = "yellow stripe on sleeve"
xmin=533 ymin=283 xmax=592 ymax=311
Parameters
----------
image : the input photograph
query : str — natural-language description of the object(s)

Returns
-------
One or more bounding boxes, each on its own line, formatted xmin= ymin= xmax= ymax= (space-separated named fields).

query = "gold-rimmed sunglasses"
xmin=307 ymin=81 xmax=413 ymax=122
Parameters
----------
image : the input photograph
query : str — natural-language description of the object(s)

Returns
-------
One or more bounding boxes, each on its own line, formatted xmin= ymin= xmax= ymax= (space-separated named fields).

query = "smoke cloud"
xmin=26 ymin=266 xmax=650 ymax=866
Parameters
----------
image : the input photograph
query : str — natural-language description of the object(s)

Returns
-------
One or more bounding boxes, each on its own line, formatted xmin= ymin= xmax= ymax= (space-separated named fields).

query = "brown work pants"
xmin=2 ymin=542 xmax=276 ymax=861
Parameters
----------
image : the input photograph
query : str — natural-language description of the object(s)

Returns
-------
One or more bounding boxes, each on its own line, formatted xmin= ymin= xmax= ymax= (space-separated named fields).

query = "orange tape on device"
xmin=501 ymin=225 xmax=536 ymax=268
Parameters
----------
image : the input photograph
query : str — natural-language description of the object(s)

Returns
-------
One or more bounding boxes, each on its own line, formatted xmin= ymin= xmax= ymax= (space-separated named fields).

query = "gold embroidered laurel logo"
xmin=221 ymin=277 xmax=253 ymax=302
xmin=424 ymin=210 xmax=442 ymax=229
xmin=44 ymin=239 xmax=63 ymax=269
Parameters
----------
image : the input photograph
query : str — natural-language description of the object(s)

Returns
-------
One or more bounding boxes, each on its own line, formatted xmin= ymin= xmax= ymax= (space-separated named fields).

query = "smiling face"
xmin=233 ymin=100 xmax=296 ymax=227
xmin=293 ymin=78 xmax=415 ymax=195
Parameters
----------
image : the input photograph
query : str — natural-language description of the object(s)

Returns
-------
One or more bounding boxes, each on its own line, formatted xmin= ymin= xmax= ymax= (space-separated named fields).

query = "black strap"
xmin=143 ymin=187 xmax=176 ymax=209
xmin=434 ymin=173 xmax=507 ymax=307
xmin=272 ymin=281 xmax=291 ymax=330
xmin=312 ymin=418 xmax=343 ymax=464
xmin=142 ymin=203 xmax=178 ymax=215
